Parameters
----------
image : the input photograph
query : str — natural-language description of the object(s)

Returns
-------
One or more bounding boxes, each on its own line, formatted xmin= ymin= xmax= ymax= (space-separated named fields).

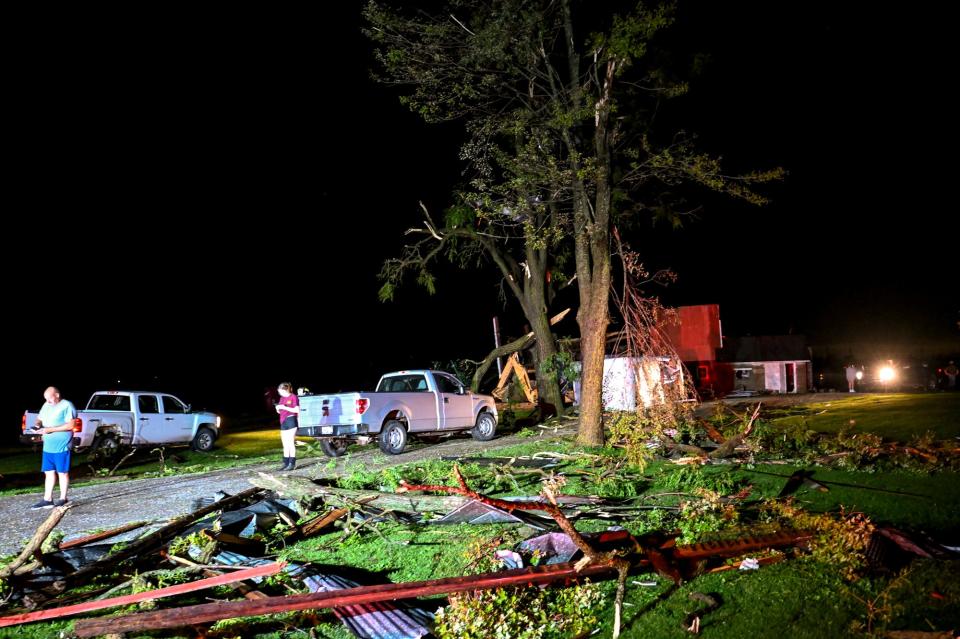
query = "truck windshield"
xmin=88 ymin=395 xmax=131 ymax=411
xmin=378 ymin=375 xmax=428 ymax=392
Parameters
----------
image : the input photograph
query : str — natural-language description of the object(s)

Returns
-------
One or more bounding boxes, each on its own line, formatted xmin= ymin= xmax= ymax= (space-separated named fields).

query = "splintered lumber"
xmin=0 ymin=504 xmax=72 ymax=579
xmin=65 ymin=487 xmax=265 ymax=586
xmin=59 ymin=521 xmax=148 ymax=550
xmin=300 ymin=507 xmax=351 ymax=537
xmin=0 ymin=562 xmax=284 ymax=628
xmin=73 ymin=561 xmax=620 ymax=637
xmin=252 ymin=473 xmax=470 ymax=512
xmin=492 ymin=353 xmax=537 ymax=403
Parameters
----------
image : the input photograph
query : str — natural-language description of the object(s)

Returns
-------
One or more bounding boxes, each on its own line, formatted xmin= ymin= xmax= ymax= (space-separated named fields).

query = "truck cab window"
xmin=162 ymin=396 xmax=186 ymax=413
xmin=434 ymin=375 xmax=460 ymax=394
xmin=88 ymin=395 xmax=131 ymax=411
xmin=380 ymin=375 xmax=428 ymax=392
xmin=139 ymin=395 xmax=160 ymax=414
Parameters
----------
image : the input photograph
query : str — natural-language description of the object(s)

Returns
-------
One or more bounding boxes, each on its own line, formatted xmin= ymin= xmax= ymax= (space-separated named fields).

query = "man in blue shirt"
xmin=32 ymin=386 xmax=77 ymax=510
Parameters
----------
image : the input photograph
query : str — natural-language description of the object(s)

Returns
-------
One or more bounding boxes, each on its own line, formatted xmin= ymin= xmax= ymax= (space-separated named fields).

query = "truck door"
xmin=434 ymin=373 xmax=473 ymax=429
xmin=136 ymin=394 xmax=165 ymax=444
xmin=161 ymin=395 xmax=194 ymax=441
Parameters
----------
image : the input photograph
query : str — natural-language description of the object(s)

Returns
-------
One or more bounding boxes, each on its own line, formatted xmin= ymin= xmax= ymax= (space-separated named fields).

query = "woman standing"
xmin=276 ymin=382 xmax=300 ymax=471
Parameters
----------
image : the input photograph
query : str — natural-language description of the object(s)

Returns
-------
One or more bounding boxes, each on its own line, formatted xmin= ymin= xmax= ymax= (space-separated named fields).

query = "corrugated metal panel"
xmin=303 ymin=574 xmax=434 ymax=639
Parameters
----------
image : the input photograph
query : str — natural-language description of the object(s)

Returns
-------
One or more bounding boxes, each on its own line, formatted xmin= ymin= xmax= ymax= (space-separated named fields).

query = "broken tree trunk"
xmin=0 ymin=504 xmax=72 ymax=579
xmin=0 ymin=562 xmax=284 ymax=628
xmin=251 ymin=473 xmax=469 ymax=513
xmin=64 ymin=487 xmax=265 ymax=586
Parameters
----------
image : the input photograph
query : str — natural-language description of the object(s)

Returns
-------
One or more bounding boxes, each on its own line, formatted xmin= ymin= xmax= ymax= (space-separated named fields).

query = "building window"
xmin=735 ymin=368 xmax=752 ymax=380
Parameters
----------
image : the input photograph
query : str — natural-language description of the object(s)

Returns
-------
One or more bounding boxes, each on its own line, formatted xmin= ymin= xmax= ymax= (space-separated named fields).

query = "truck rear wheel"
xmin=379 ymin=420 xmax=407 ymax=455
xmin=192 ymin=427 xmax=216 ymax=452
xmin=471 ymin=412 xmax=497 ymax=441
xmin=320 ymin=439 xmax=349 ymax=457
xmin=89 ymin=434 xmax=120 ymax=461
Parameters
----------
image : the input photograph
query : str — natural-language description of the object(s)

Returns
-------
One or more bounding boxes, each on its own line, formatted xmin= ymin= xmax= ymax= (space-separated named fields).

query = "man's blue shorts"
xmin=41 ymin=451 xmax=71 ymax=473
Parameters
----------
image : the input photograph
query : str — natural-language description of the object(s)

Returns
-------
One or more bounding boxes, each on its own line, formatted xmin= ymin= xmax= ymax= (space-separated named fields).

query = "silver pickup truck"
xmin=21 ymin=391 xmax=222 ymax=456
xmin=298 ymin=370 xmax=498 ymax=456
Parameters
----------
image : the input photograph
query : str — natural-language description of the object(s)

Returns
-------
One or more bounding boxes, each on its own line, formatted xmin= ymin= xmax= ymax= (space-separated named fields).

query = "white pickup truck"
xmin=298 ymin=370 xmax=498 ymax=456
xmin=21 ymin=391 xmax=222 ymax=456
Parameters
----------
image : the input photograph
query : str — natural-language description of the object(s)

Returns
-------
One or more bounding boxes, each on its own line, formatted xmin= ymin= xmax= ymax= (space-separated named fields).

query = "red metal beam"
xmin=0 ymin=562 xmax=284 ymax=628
xmin=73 ymin=561 xmax=619 ymax=637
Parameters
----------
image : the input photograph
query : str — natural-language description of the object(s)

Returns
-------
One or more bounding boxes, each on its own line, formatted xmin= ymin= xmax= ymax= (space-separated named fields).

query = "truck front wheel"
xmin=320 ymin=439 xmax=349 ymax=457
xmin=193 ymin=427 xmax=216 ymax=452
xmin=471 ymin=412 xmax=497 ymax=441
xmin=379 ymin=420 xmax=407 ymax=455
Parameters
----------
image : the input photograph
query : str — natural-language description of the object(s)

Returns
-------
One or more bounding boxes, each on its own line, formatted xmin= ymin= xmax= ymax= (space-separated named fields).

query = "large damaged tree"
xmin=366 ymin=0 xmax=781 ymax=443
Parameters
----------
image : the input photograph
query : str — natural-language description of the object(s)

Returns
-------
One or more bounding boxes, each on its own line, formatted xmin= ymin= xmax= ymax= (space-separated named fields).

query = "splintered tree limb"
xmin=0 ymin=504 xmax=72 ymax=580
xmin=0 ymin=562 xmax=284 ymax=628
xmin=399 ymin=465 xmax=634 ymax=638
xmin=72 ymin=561 xmax=621 ymax=637
xmin=470 ymin=308 xmax=570 ymax=392
xmin=64 ymin=487 xmax=266 ymax=586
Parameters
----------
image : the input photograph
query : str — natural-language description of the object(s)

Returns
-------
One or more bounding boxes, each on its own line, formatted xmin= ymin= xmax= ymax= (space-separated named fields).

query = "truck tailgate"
xmin=298 ymin=393 xmax=367 ymax=436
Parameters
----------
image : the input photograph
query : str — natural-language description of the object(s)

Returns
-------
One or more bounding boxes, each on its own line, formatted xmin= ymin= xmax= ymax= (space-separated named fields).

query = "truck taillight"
xmin=356 ymin=398 xmax=369 ymax=415
xmin=22 ymin=414 xmax=26 ymax=432
xmin=72 ymin=418 xmax=82 ymax=433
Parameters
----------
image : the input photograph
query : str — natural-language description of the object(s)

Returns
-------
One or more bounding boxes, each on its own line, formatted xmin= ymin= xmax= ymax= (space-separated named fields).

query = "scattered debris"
xmin=0 ymin=562 xmax=283 ymax=628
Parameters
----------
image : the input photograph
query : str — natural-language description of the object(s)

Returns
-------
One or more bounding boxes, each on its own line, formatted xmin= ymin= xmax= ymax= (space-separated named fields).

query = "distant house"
xmin=717 ymin=335 xmax=812 ymax=395
xmin=663 ymin=304 xmax=812 ymax=397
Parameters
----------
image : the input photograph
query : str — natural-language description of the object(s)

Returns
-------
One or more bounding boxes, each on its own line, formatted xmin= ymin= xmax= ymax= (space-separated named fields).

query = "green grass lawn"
xmin=764 ymin=392 xmax=960 ymax=440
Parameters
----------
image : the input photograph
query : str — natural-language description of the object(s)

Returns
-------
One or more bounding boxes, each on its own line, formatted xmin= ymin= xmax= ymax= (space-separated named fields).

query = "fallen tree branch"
xmin=252 ymin=473 xmax=469 ymax=512
xmin=0 ymin=504 xmax=72 ymax=579
xmin=708 ymin=403 xmax=761 ymax=459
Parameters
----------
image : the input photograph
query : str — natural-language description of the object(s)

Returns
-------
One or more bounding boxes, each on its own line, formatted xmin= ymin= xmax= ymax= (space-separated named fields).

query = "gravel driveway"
xmin=0 ymin=424 xmax=577 ymax=556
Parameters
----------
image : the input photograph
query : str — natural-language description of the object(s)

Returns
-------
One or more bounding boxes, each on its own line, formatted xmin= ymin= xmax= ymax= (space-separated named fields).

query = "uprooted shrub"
xmin=761 ymin=498 xmax=875 ymax=581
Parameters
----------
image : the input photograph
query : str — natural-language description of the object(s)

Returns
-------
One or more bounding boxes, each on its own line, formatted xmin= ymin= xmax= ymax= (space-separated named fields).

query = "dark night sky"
xmin=3 ymin=2 xmax=956 ymax=431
